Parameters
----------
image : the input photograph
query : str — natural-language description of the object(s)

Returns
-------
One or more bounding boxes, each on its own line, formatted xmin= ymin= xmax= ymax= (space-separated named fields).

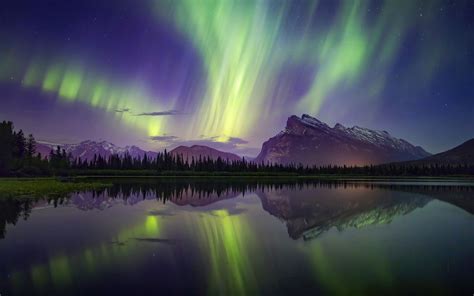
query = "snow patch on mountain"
xmin=38 ymin=140 xmax=157 ymax=161
xmin=256 ymin=114 xmax=430 ymax=166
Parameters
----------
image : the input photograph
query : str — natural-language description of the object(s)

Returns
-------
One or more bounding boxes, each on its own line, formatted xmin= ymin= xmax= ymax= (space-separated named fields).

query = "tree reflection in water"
xmin=1 ymin=178 xmax=473 ymax=295
xmin=1 ymin=178 xmax=473 ymax=241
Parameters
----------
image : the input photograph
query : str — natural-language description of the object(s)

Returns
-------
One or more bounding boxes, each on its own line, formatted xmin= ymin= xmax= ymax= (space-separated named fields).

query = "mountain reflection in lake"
xmin=0 ymin=178 xmax=473 ymax=295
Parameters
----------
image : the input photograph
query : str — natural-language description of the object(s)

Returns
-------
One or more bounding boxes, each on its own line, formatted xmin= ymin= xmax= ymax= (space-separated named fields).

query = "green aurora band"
xmin=1 ymin=0 xmax=447 ymax=144
xmin=0 ymin=47 xmax=170 ymax=137
xmin=159 ymin=0 xmax=445 ymax=141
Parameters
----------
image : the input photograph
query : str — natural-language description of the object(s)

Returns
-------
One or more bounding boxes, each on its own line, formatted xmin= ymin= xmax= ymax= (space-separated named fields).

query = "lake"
xmin=0 ymin=178 xmax=473 ymax=295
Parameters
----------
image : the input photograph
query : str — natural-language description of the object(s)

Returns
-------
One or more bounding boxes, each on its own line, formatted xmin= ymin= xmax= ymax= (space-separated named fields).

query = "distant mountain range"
xmin=36 ymin=141 xmax=241 ymax=162
xmin=35 ymin=114 xmax=473 ymax=167
xmin=37 ymin=140 xmax=158 ymax=161
xmin=170 ymin=145 xmax=241 ymax=162
xmin=255 ymin=114 xmax=431 ymax=166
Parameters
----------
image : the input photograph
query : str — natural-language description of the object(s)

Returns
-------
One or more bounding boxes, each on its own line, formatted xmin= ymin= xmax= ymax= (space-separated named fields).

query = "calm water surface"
xmin=0 ymin=178 xmax=473 ymax=295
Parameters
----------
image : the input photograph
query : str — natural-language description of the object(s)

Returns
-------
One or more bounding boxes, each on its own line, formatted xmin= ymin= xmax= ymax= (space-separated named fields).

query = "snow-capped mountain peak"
xmin=299 ymin=114 xmax=330 ymax=129
xmin=256 ymin=114 xmax=431 ymax=166
xmin=37 ymin=140 xmax=158 ymax=161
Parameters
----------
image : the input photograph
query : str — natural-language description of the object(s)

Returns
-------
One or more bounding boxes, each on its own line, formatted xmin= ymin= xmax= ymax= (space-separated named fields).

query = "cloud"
xmin=114 ymin=108 xmax=186 ymax=116
xmin=136 ymin=109 xmax=184 ymax=116
xmin=149 ymin=135 xmax=179 ymax=142
xmin=212 ymin=136 xmax=248 ymax=145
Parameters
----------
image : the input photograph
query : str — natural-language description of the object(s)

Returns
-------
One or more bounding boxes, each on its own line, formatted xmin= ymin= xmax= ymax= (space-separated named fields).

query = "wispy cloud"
xmin=136 ymin=109 xmax=184 ymax=116
xmin=115 ymin=108 xmax=130 ymax=113
xmin=208 ymin=136 xmax=248 ymax=145
xmin=149 ymin=135 xmax=179 ymax=142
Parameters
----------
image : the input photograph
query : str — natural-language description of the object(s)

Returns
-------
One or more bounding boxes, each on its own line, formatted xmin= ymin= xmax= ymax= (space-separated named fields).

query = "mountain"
xmin=170 ymin=145 xmax=242 ymax=162
xmin=402 ymin=138 xmax=474 ymax=165
xmin=37 ymin=140 xmax=158 ymax=161
xmin=255 ymin=114 xmax=430 ymax=166
xmin=36 ymin=141 xmax=242 ymax=163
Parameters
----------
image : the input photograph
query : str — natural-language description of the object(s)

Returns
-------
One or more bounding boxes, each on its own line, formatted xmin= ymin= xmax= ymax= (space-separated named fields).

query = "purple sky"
xmin=1 ymin=0 xmax=473 ymax=156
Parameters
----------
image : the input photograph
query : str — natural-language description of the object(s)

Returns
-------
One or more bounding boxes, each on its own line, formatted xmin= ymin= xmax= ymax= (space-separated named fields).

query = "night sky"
xmin=1 ymin=0 xmax=473 ymax=156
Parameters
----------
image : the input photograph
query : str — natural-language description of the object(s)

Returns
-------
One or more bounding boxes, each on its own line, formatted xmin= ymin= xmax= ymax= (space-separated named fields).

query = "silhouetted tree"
xmin=13 ymin=129 xmax=26 ymax=159
xmin=0 ymin=121 xmax=15 ymax=175
xmin=26 ymin=134 xmax=36 ymax=160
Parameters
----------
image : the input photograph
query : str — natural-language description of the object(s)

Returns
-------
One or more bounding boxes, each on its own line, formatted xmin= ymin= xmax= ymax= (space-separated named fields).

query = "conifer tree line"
xmin=1 ymin=120 xmax=473 ymax=176
xmin=0 ymin=121 xmax=45 ymax=175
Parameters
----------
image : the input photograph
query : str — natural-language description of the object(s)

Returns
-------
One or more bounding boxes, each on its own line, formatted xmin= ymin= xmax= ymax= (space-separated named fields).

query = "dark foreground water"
xmin=0 ymin=178 xmax=473 ymax=296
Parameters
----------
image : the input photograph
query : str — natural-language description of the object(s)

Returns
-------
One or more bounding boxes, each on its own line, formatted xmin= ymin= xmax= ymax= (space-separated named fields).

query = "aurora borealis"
xmin=1 ymin=0 xmax=473 ymax=155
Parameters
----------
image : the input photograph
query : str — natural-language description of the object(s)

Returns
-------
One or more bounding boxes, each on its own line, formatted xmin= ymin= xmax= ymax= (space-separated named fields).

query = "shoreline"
xmin=2 ymin=175 xmax=474 ymax=199
xmin=2 ymin=174 xmax=474 ymax=181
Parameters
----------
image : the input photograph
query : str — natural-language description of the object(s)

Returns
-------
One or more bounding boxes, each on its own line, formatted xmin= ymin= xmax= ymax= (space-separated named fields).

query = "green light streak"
xmin=164 ymin=0 xmax=287 ymax=139
xmin=193 ymin=209 xmax=258 ymax=295
xmin=0 ymin=49 xmax=169 ymax=137
xmin=59 ymin=67 xmax=84 ymax=100
xmin=49 ymin=254 xmax=72 ymax=287
xmin=23 ymin=60 xmax=43 ymax=87
xmin=91 ymin=81 xmax=107 ymax=107
xmin=42 ymin=64 xmax=63 ymax=92
xmin=30 ymin=264 xmax=49 ymax=291
xmin=304 ymin=239 xmax=395 ymax=296
xmin=145 ymin=215 xmax=160 ymax=235
xmin=299 ymin=1 xmax=369 ymax=111
xmin=3 ymin=211 xmax=166 ymax=292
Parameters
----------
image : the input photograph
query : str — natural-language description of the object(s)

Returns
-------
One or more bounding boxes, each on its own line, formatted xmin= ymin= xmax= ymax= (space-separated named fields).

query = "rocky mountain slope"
xmin=403 ymin=138 xmax=474 ymax=165
xmin=255 ymin=114 xmax=430 ymax=166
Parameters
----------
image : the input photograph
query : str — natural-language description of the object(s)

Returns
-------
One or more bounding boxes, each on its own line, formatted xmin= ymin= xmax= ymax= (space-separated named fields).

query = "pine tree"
xmin=0 ymin=121 xmax=15 ymax=175
xmin=14 ymin=129 xmax=26 ymax=159
xmin=26 ymin=134 xmax=36 ymax=159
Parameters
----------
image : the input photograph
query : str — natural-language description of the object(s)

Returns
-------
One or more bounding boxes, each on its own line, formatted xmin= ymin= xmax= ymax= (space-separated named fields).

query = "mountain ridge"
xmin=397 ymin=138 xmax=474 ymax=165
xmin=36 ymin=141 xmax=243 ymax=162
xmin=170 ymin=145 xmax=242 ymax=162
xmin=255 ymin=114 xmax=430 ymax=166
xmin=36 ymin=140 xmax=158 ymax=161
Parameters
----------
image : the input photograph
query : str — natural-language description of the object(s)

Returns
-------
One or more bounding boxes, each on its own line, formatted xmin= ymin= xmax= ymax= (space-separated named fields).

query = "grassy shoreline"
xmin=0 ymin=179 xmax=111 ymax=199
xmin=3 ymin=174 xmax=474 ymax=182
xmin=3 ymin=174 xmax=474 ymax=180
